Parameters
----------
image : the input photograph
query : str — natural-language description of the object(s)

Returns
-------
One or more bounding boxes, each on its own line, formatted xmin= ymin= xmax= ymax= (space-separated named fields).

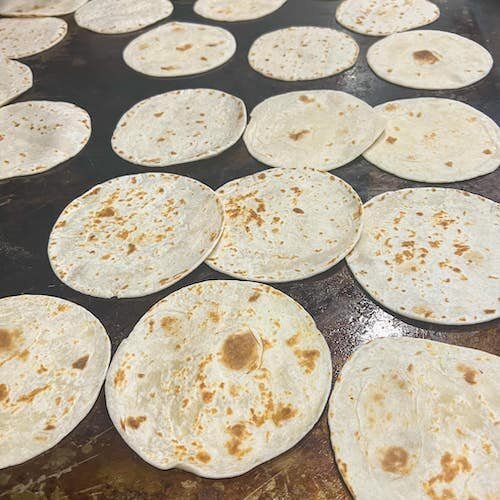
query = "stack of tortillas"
xmin=106 ymin=280 xmax=332 ymax=477
xmin=112 ymin=89 xmax=246 ymax=167
xmin=367 ymin=30 xmax=493 ymax=90
xmin=363 ymin=98 xmax=500 ymax=182
xmin=0 ymin=294 xmax=110 ymax=469
xmin=0 ymin=56 xmax=32 ymax=107
xmin=206 ymin=168 xmax=363 ymax=282
xmin=346 ymin=188 xmax=500 ymax=325
xmin=0 ymin=0 xmax=87 ymax=16
xmin=0 ymin=101 xmax=91 ymax=180
xmin=194 ymin=0 xmax=287 ymax=22
xmin=48 ymin=173 xmax=224 ymax=298
xmin=329 ymin=337 xmax=500 ymax=500
xmin=244 ymin=90 xmax=385 ymax=170
xmin=249 ymin=27 xmax=358 ymax=81
xmin=123 ymin=22 xmax=236 ymax=77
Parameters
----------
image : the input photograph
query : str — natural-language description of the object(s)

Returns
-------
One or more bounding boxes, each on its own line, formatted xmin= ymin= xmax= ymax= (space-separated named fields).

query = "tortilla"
xmin=367 ymin=30 xmax=493 ymax=90
xmin=194 ymin=0 xmax=286 ymax=22
xmin=0 ymin=294 xmax=110 ymax=469
xmin=0 ymin=56 xmax=33 ymax=107
xmin=206 ymin=168 xmax=363 ymax=282
xmin=0 ymin=101 xmax=91 ymax=181
xmin=243 ymin=90 xmax=385 ymax=170
xmin=363 ymin=98 xmax=500 ymax=183
xmin=123 ymin=22 xmax=236 ymax=77
xmin=336 ymin=0 xmax=439 ymax=36
xmin=248 ymin=27 xmax=358 ymax=81
xmin=346 ymin=188 xmax=500 ymax=325
xmin=111 ymin=89 xmax=246 ymax=167
xmin=0 ymin=0 xmax=87 ymax=16
xmin=48 ymin=173 xmax=224 ymax=299
xmin=105 ymin=280 xmax=332 ymax=477
xmin=329 ymin=337 xmax=500 ymax=500
xmin=75 ymin=0 xmax=174 ymax=35
xmin=0 ymin=18 xmax=67 ymax=59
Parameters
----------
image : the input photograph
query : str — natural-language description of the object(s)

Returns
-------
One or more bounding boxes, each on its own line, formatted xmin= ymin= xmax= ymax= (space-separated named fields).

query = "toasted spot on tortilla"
xmin=176 ymin=43 xmax=193 ymax=51
xmin=221 ymin=331 xmax=260 ymax=371
xmin=413 ymin=50 xmax=439 ymax=64
xmin=248 ymin=290 xmax=261 ymax=302
xmin=294 ymin=349 xmax=320 ymax=373
xmin=288 ymin=129 xmax=310 ymax=141
xmin=225 ymin=423 xmax=252 ymax=458
xmin=0 ymin=328 xmax=21 ymax=351
xmin=299 ymin=95 xmax=314 ymax=103
xmin=95 ymin=206 xmax=115 ymax=217
xmin=196 ymin=451 xmax=211 ymax=463
xmin=114 ymin=368 xmax=126 ymax=387
xmin=125 ymin=416 xmax=147 ymax=429
xmin=272 ymin=403 xmax=298 ymax=426
xmin=18 ymin=385 xmax=50 ymax=404
xmin=457 ymin=364 xmax=478 ymax=384
xmin=161 ymin=316 xmax=179 ymax=333
xmin=72 ymin=354 xmax=89 ymax=370
xmin=379 ymin=446 xmax=411 ymax=474
xmin=386 ymin=136 xmax=397 ymax=144
xmin=0 ymin=384 xmax=8 ymax=401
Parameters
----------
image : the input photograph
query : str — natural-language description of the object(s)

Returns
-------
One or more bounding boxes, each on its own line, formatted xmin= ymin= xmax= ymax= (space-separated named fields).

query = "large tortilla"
xmin=363 ymin=98 xmax=500 ymax=183
xmin=0 ymin=101 xmax=91 ymax=181
xmin=329 ymin=337 xmax=500 ymax=500
xmin=367 ymin=30 xmax=493 ymax=90
xmin=194 ymin=0 xmax=287 ymax=22
xmin=243 ymin=90 xmax=385 ymax=170
xmin=0 ymin=0 xmax=87 ymax=16
xmin=75 ymin=0 xmax=174 ymax=35
xmin=112 ymin=89 xmax=246 ymax=167
xmin=206 ymin=168 xmax=363 ymax=282
xmin=123 ymin=22 xmax=236 ymax=77
xmin=346 ymin=188 xmax=500 ymax=325
xmin=0 ymin=18 xmax=67 ymax=59
xmin=336 ymin=0 xmax=439 ymax=36
xmin=48 ymin=173 xmax=224 ymax=299
xmin=106 ymin=280 xmax=332 ymax=478
xmin=248 ymin=26 xmax=358 ymax=81
xmin=0 ymin=56 xmax=33 ymax=107
xmin=0 ymin=294 xmax=110 ymax=469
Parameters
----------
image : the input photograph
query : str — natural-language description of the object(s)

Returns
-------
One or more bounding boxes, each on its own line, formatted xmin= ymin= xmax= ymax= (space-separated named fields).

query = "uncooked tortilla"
xmin=123 ymin=21 xmax=236 ymax=77
xmin=112 ymin=89 xmax=246 ymax=167
xmin=206 ymin=168 xmax=363 ymax=282
xmin=194 ymin=0 xmax=286 ymax=22
xmin=0 ymin=294 xmax=110 ymax=469
xmin=367 ymin=30 xmax=493 ymax=90
xmin=346 ymin=188 xmax=500 ymax=325
xmin=243 ymin=90 xmax=385 ymax=170
xmin=329 ymin=337 xmax=500 ymax=500
xmin=0 ymin=0 xmax=87 ymax=16
xmin=0 ymin=56 xmax=33 ymax=107
xmin=363 ymin=98 xmax=500 ymax=183
xmin=106 ymin=280 xmax=332 ymax=477
xmin=48 ymin=173 xmax=224 ymax=299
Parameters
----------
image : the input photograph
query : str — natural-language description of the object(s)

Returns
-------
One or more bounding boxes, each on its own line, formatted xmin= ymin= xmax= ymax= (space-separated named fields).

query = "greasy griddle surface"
xmin=0 ymin=0 xmax=499 ymax=497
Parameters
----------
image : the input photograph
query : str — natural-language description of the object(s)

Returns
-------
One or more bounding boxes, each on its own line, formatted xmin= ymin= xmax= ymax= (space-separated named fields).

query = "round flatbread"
xmin=0 ymin=56 xmax=33 ymax=107
xmin=346 ymin=188 xmax=500 ymax=325
xmin=243 ymin=90 xmax=385 ymax=170
xmin=329 ymin=337 xmax=500 ymax=500
xmin=367 ymin=30 xmax=493 ymax=90
xmin=248 ymin=27 xmax=358 ymax=81
xmin=48 ymin=173 xmax=224 ymax=299
xmin=75 ymin=0 xmax=174 ymax=35
xmin=123 ymin=22 xmax=236 ymax=77
xmin=0 ymin=101 xmax=91 ymax=181
xmin=0 ymin=294 xmax=110 ymax=470
xmin=336 ymin=0 xmax=439 ymax=36
xmin=0 ymin=18 xmax=67 ymax=59
xmin=106 ymin=280 xmax=332 ymax=477
xmin=0 ymin=0 xmax=87 ymax=16
xmin=112 ymin=89 xmax=246 ymax=168
xmin=363 ymin=98 xmax=500 ymax=183
xmin=194 ymin=0 xmax=286 ymax=22
xmin=206 ymin=168 xmax=363 ymax=282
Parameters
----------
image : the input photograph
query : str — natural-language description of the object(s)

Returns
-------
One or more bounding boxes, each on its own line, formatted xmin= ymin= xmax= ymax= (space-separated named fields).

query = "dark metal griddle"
xmin=0 ymin=0 xmax=499 ymax=497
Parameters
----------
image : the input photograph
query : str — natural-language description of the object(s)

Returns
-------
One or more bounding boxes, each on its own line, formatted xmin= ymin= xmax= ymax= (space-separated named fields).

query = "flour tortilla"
xmin=112 ymin=89 xmax=246 ymax=167
xmin=123 ymin=22 xmax=236 ymax=77
xmin=363 ymin=98 xmax=500 ymax=183
xmin=367 ymin=30 xmax=493 ymax=90
xmin=346 ymin=188 xmax=500 ymax=325
xmin=48 ymin=173 xmax=224 ymax=299
xmin=0 ymin=18 xmax=67 ymax=59
xmin=194 ymin=0 xmax=286 ymax=22
xmin=106 ymin=280 xmax=332 ymax=478
xmin=0 ymin=294 xmax=110 ymax=469
xmin=0 ymin=101 xmax=91 ymax=181
xmin=0 ymin=0 xmax=87 ymax=16
xmin=75 ymin=0 xmax=173 ymax=35
xmin=0 ymin=56 xmax=33 ymax=107
xmin=329 ymin=337 xmax=500 ymax=500
xmin=336 ymin=0 xmax=439 ymax=36
xmin=249 ymin=27 xmax=358 ymax=81
xmin=206 ymin=168 xmax=363 ymax=282
xmin=244 ymin=90 xmax=385 ymax=170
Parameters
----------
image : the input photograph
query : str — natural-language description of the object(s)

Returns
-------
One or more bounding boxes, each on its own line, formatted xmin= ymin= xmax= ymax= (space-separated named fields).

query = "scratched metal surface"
xmin=0 ymin=0 xmax=499 ymax=498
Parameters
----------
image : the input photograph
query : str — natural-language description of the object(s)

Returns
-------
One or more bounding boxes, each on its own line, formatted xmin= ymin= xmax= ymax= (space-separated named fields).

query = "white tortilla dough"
xmin=0 ymin=56 xmax=33 ymax=107
xmin=194 ymin=0 xmax=286 ymax=22
xmin=0 ymin=0 xmax=87 ymax=16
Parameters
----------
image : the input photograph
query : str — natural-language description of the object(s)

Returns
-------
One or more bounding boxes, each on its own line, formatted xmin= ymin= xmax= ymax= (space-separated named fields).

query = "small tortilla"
xmin=123 ymin=21 xmax=236 ymax=77
xmin=194 ymin=0 xmax=287 ymax=22
xmin=0 ymin=0 xmax=87 ymax=16
xmin=0 ymin=56 xmax=33 ymax=107
xmin=111 ymin=89 xmax=246 ymax=167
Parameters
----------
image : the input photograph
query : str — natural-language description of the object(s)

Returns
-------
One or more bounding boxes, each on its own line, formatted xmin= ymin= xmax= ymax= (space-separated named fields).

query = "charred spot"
xmin=72 ymin=354 xmax=89 ymax=370
xmin=293 ymin=208 xmax=305 ymax=214
xmin=221 ymin=330 xmax=260 ymax=372
xmin=127 ymin=243 xmax=136 ymax=255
